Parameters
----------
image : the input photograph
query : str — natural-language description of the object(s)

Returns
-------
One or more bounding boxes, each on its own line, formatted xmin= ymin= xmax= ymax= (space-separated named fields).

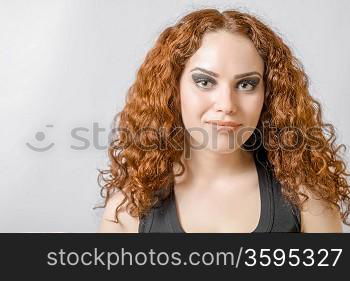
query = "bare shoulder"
xmin=298 ymin=186 xmax=343 ymax=233
xmin=98 ymin=190 xmax=140 ymax=233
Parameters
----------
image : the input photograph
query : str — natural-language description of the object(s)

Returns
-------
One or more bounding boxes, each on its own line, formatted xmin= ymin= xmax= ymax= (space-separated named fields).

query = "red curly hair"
xmin=97 ymin=8 xmax=350 ymax=226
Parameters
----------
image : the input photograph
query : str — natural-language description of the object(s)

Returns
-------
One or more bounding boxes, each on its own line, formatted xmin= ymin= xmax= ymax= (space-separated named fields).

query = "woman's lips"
xmin=206 ymin=120 xmax=242 ymax=132
xmin=206 ymin=120 xmax=242 ymax=127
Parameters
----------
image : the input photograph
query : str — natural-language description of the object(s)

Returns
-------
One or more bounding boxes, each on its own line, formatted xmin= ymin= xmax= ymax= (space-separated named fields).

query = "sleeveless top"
xmin=138 ymin=149 xmax=301 ymax=233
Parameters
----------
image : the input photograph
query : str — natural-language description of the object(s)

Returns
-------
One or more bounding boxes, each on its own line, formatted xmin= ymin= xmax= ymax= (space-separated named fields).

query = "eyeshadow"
xmin=191 ymin=73 xmax=216 ymax=84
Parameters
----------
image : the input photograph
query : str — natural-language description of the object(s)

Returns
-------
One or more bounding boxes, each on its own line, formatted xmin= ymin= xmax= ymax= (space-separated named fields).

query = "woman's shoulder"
xmin=297 ymin=185 xmax=343 ymax=233
xmin=98 ymin=190 xmax=140 ymax=233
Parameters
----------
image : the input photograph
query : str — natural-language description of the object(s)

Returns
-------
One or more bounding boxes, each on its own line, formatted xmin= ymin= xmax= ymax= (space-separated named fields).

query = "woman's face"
xmin=179 ymin=30 xmax=265 ymax=154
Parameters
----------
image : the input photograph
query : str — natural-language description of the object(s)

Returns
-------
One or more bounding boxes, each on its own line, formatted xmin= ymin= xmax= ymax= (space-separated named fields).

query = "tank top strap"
xmin=138 ymin=209 xmax=154 ymax=233
xmin=256 ymin=148 xmax=301 ymax=232
xmin=252 ymin=150 xmax=274 ymax=232
xmin=269 ymin=173 xmax=302 ymax=232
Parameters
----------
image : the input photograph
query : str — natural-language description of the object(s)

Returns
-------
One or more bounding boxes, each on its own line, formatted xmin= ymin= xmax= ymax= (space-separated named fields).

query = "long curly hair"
xmin=97 ymin=8 xmax=350 ymax=226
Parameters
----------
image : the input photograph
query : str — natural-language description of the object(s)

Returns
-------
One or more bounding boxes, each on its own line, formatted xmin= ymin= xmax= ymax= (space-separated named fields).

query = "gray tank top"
xmin=138 ymin=149 xmax=301 ymax=233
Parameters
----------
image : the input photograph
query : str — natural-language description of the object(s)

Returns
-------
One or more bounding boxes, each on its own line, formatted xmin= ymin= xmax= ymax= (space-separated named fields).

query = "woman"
xmin=97 ymin=8 xmax=350 ymax=233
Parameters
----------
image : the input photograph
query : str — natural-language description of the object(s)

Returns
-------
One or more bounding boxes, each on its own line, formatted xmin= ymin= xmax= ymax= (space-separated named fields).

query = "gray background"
xmin=1 ymin=0 xmax=349 ymax=232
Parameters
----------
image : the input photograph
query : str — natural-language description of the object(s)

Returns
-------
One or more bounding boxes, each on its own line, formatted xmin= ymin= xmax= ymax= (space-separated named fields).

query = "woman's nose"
xmin=213 ymin=86 xmax=238 ymax=114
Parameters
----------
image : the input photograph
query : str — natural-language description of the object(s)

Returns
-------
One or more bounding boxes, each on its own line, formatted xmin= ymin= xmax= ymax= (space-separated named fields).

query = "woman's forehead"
xmin=183 ymin=31 xmax=264 ymax=77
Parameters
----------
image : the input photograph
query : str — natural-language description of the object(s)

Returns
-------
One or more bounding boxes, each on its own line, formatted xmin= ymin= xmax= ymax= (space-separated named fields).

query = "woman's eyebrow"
xmin=190 ymin=67 xmax=262 ymax=79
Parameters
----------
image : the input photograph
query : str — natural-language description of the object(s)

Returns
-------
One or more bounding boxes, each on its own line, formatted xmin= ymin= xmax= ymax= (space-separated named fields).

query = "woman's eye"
xmin=237 ymin=78 xmax=260 ymax=91
xmin=196 ymin=79 xmax=214 ymax=89
xmin=192 ymin=74 xmax=216 ymax=90
xmin=191 ymin=74 xmax=260 ymax=91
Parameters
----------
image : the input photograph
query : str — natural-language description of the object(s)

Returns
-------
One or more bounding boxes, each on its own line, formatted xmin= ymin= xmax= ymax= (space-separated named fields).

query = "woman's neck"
xmin=174 ymin=145 xmax=255 ymax=190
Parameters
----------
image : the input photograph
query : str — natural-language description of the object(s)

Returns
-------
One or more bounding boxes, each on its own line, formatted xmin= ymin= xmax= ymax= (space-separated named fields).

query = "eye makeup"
xmin=236 ymin=77 xmax=260 ymax=91
xmin=191 ymin=72 xmax=261 ymax=91
xmin=191 ymin=73 xmax=217 ymax=89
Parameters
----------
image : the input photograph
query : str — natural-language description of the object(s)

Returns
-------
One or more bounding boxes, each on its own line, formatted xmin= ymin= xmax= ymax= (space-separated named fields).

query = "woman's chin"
xmin=204 ymin=141 xmax=242 ymax=154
